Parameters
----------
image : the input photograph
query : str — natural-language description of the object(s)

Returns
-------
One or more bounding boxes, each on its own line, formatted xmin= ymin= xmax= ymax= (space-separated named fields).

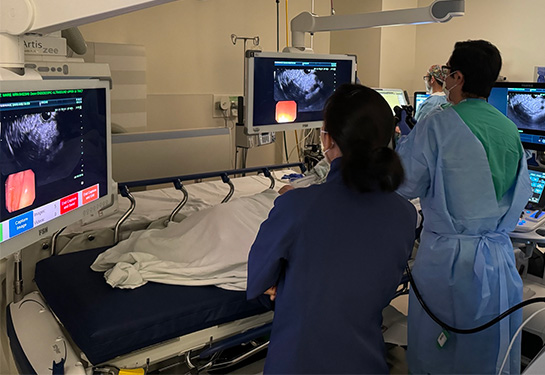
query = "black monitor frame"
xmin=488 ymin=82 xmax=545 ymax=151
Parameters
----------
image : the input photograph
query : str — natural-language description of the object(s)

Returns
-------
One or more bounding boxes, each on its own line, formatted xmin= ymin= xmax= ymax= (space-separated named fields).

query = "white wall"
xmin=330 ymin=0 xmax=545 ymax=104
xmin=329 ymin=0 xmax=417 ymax=91
xmin=329 ymin=0 xmax=382 ymax=87
xmin=410 ymin=0 xmax=545 ymax=99
xmin=79 ymin=0 xmax=332 ymax=171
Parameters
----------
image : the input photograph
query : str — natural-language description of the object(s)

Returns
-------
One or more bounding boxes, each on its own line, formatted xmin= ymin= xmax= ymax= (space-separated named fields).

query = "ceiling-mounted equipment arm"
xmin=1 ymin=0 xmax=177 ymax=35
xmin=288 ymin=0 xmax=464 ymax=50
xmin=0 ymin=0 xmax=177 ymax=70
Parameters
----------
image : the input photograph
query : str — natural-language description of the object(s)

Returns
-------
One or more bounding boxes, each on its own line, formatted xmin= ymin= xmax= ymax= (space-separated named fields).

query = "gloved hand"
xmin=394 ymin=105 xmax=417 ymax=135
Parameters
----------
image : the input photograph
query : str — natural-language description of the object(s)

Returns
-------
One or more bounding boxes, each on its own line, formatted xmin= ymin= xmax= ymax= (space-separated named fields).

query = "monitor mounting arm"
xmin=0 ymin=0 xmax=177 ymax=71
xmin=287 ymin=0 xmax=464 ymax=51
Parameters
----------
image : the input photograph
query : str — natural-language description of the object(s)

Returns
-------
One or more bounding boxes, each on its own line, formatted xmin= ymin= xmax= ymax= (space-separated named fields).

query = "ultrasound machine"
xmin=488 ymin=82 xmax=545 ymax=370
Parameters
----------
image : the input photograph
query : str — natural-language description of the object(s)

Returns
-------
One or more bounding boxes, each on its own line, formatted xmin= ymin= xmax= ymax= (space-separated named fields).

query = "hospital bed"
xmin=6 ymin=163 xmax=304 ymax=375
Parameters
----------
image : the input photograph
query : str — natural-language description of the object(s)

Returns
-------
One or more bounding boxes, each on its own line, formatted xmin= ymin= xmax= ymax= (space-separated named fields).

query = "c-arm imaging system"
xmin=0 ymin=0 xmax=177 ymax=78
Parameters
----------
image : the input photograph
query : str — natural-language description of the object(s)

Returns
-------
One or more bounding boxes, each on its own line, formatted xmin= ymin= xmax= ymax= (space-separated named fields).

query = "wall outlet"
xmin=213 ymin=94 xmax=239 ymax=118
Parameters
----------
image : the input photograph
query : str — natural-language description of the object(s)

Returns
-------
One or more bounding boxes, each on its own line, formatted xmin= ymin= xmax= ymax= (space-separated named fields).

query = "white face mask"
xmin=442 ymin=73 xmax=459 ymax=103
xmin=320 ymin=129 xmax=333 ymax=163
xmin=425 ymin=79 xmax=432 ymax=94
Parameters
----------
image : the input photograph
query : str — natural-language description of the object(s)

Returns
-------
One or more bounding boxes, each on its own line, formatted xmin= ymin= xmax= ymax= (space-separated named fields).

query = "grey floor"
xmin=149 ymin=339 xmax=409 ymax=375
xmin=230 ymin=345 xmax=409 ymax=375
xmin=150 ymin=295 xmax=411 ymax=374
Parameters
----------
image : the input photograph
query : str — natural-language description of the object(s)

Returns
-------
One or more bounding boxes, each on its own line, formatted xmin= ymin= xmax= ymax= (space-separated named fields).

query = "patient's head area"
xmin=323 ymin=83 xmax=404 ymax=193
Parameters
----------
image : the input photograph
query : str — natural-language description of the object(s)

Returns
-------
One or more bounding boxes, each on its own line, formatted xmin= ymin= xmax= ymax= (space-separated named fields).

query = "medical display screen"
xmin=246 ymin=51 xmax=355 ymax=134
xmin=488 ymin=82 xmax=545 ymax=150
xmin=529 ymin=168 xmax=545 ymax=205
xmin=373 ymin=88 xmax=408 ymax=114
xmin=414 ymin=91 xmax=430 ymax=112
xmin=0 ymin=86 xmax=108 ymax=244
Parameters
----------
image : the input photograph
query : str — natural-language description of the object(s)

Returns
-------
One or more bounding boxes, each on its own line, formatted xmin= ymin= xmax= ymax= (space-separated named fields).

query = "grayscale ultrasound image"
xmin=4 ymin=112 xmax=63 ymax=164
xmin=507 ymin=93 xmax=545 ymax=130
xmin=274 ymin=68 xmax=334 ymax=112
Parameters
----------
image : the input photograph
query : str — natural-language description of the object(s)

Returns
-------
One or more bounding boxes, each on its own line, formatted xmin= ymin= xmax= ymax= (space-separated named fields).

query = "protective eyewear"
xmin=441 ymin=65 xmax=455 ymax=76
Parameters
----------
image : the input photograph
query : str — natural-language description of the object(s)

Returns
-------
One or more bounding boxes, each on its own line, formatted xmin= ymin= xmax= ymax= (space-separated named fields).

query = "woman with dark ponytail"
xmin=247 ymin=83 xmax=417 ymax=374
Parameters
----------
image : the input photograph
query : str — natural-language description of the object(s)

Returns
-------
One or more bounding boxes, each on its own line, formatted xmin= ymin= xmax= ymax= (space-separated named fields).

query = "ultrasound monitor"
xmin=413 ymin=91 xmax=430 ymax=112
xmin=488 ymin=82 xmax=545 ymax=150
xmin=528 ymin=167 xmax=545 ymax=208
xmin=244 ymin=51 xmax=356 ymax=134
xmin=0 ymin=79 xmax=114 ymax=259
xmin=373 ymin=88 xmax=408 ymax=114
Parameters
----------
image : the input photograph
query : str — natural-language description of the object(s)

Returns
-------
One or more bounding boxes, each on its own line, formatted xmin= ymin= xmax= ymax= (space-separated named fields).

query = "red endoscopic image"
xmin=5 ymin=169 xmax=36 ymax=213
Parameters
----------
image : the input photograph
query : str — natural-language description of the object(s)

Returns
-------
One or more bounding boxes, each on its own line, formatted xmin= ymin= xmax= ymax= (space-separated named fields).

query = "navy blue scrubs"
xmin=247 ymin=158 xmax=417 ymax=374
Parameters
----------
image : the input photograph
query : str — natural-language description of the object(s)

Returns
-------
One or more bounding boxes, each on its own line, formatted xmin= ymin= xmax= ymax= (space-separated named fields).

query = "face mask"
xmin=442 ymin=73 xmax=459 ymax=102
xmin=425 ymin=80 xmax=432 ymax=94
xmin=320 ymin=129 xmax=333 ymax=163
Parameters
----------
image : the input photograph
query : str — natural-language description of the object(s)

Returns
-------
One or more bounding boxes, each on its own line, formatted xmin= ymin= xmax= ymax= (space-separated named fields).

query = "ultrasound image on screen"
xmin=273 ymin=68 xmax=335 ymax=113
xmin=0 ymin=88 xmax=108 ymax=222
xmin=2 ymin=109 xmax=81 ymax=187
xmin=4 ymin=111 xmax=64 ymax=165
xmin=507 ymin=92 xmax=545 ymax=131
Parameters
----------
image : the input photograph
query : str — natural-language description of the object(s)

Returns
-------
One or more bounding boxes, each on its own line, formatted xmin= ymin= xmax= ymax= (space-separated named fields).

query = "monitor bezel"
xmin=413 ymin=91 xmax=430 ymax=111
xmin=372 ymin=88 xmax=409 ymax=114
xmin=489 ymin=81 xmax=545 ymax=151
xmin=527 ymin=165 xmax=545 ymax=210
xmin=0 ymin=78 xmax=114 ymax=259
xmin=244 ymin=51 xmax=356 ymax=135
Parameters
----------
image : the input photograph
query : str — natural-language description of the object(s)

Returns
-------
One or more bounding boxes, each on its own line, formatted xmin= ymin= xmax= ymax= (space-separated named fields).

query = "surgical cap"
xmin=427 ymin=64 xmax=447 ymax=83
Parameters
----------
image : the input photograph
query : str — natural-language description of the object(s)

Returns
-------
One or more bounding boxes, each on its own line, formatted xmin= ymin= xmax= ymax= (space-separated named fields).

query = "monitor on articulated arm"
xmin=244 ymin=51 xmax=356 ymax=135
xmin=0 ymin=79 xmax=115 ymax=259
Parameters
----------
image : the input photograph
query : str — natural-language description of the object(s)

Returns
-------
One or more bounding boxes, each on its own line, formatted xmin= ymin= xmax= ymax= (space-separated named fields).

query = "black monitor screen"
xmin=0 ymin=87 xmax=108 ymax=242
xmin=414 ymin=91 xmax=430 ymax=112
xmin=246 ymin=52 xmax=355 ymax=134
xmin=488 ymin=82 xmax=545 ymax=150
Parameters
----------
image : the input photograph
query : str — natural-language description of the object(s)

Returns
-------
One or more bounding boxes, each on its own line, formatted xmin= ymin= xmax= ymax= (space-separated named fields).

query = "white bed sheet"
xmin=91 ymin=189 xmax=278 ymax=291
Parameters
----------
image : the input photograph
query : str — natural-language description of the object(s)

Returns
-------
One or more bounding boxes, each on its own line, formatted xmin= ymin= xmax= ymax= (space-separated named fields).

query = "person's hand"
xmin=279 ymin=185 xmax=294 ymax=195
xmin=264 ymin=286 xmax=277 ymax=301
xmin=394 ymin=105 xmax=417 ymax=135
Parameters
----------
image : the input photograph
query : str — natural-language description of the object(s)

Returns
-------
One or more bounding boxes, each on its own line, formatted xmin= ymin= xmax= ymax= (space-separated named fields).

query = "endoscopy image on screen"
xmin=507 ymin=92 xmax=545 ymax=131
xmin=5 ymin=169 xmax=36 ymax=213
xmin=273 ymin=66 xmax=335 ymax=113
xmin=0 ymin=88 xmax=108 ymax=223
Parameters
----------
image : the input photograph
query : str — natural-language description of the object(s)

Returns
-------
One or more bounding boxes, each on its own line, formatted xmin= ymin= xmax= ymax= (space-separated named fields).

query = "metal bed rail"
xmin=113 ymin=163 xmax=305 ymax=244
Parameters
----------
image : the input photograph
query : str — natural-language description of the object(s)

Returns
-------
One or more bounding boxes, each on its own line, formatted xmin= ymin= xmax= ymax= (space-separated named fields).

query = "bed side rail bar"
xmin=117 ymin=162 xmax=305 ymax=189
xmin=112 ymin=163 xmax=305 ymax=242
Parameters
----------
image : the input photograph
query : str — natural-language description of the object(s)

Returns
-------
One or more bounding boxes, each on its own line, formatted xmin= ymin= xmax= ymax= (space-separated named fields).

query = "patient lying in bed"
xmin=92 ymin=189 xmax=278 ymax=291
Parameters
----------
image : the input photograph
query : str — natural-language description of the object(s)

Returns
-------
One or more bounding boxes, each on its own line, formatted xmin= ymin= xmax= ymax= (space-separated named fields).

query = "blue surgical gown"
xmin=414 ymin=93 xmax=447 ymax=122
xmin=396 ymin=102 xmax=532 ymax=374
xmin=247 ymin=158 xmax=417 ymax=374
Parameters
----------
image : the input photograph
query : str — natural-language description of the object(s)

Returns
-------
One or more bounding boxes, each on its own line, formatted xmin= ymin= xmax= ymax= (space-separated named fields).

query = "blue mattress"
xmin=35 ymin=246 xmax=271 ymax=365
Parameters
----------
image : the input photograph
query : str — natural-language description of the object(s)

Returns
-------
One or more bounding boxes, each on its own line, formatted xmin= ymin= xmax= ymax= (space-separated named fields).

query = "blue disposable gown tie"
xmin=396 ymin=105 xmax=532 ymax=374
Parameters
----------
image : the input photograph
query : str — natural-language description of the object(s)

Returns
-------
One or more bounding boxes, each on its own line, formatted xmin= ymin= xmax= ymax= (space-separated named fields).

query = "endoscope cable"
xmin=406 ymin=264 xmax=545 ymax=334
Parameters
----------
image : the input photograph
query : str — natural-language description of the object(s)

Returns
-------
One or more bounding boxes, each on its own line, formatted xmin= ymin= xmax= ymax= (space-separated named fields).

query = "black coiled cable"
xmin=406 ymin=264 xmax=545 ymax=334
